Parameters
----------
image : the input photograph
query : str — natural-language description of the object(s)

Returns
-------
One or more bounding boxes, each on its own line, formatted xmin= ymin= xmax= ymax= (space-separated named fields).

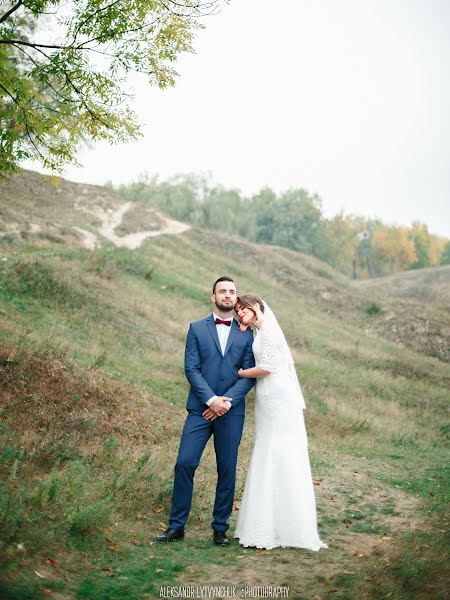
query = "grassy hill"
xmin=354 ymin=264 xmax=450 ymax=309
xmin=352 ymin=266 xmax=450 ymax=363
xmin=0 ymin=170 xmax=448 ymax=599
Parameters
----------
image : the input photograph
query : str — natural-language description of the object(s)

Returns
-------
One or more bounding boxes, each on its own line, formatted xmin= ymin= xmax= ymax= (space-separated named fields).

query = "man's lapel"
xmin=223 ymin=318 xmax=239 ymax=357
xmin=206 ymin=315 xmax=222 ymax=355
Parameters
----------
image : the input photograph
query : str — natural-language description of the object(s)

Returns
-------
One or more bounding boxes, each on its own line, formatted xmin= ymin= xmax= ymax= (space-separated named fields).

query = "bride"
xmin=233 ymin=294 xmax=328 ymax=551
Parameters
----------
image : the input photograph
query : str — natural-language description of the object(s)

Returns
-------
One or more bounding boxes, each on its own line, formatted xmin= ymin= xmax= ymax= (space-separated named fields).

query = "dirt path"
xmin=74 ymin=201 xmax=190 ymax=249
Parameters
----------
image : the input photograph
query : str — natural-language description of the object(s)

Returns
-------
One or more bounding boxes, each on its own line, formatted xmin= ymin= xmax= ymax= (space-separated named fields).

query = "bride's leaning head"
xmin=235 ymin=294 xmax=265 ymax=329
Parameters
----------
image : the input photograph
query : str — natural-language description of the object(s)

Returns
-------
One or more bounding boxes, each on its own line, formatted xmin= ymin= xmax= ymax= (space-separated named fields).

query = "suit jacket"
xmin=184 ymin=314 xmax=256 ymax=416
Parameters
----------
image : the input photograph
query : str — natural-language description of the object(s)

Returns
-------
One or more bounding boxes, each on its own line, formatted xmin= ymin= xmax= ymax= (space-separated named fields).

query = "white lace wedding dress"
xmin=234 ymin=306 xmax=328 ymax=551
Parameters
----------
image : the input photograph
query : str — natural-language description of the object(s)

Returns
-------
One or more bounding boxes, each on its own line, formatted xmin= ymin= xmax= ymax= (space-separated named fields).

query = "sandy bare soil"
xmin=73 ymin=201 xmax=190 ymax=249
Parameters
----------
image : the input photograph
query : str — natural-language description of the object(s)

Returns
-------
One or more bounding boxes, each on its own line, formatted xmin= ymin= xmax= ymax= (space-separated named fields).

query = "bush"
xmin=0 ymin=259 xmax=90 ymax=309
xmin=366 ymin=302 xmax=382 ymax=315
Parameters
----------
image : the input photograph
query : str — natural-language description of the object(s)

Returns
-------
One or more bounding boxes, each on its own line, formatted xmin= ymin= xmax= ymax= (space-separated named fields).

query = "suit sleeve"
xmin=184 ymin=324 xmax=216 ymax=404
xmin=223 ymin=332 xmax=256 ymax=409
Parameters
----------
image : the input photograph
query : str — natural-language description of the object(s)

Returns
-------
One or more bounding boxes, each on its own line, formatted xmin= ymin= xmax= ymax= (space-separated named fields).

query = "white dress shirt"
xmin=205 ymin=312 xmax=234 ymax=409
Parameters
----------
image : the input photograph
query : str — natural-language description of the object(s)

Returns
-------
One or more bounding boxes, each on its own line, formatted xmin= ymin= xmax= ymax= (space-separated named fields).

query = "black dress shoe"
xmin=155 ymin=527 xmax=185 ymax=543
xmin=213 ymin=531 xmax=230 ymax=546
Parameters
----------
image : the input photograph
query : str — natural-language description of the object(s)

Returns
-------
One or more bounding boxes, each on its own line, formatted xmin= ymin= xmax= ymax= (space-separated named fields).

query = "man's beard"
xmin=215 ymin=300 xmax=234 ymax=313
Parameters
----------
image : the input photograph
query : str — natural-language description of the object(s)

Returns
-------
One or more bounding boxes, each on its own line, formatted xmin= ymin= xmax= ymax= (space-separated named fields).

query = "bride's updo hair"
xmin=235 ymin=294 xmax=265 ymax=315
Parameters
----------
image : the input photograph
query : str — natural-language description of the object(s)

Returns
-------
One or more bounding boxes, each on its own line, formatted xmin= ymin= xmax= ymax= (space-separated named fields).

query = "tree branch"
xmin=59 ymin=66 xmax=112 ymax=129
xmin=1 ymin=17 xmax=161 ymax=55
xmin=25 ymin=123 xmax=46 ymax=160
xmin=0 ymin=81 xmax=20 ymax=106
xmin=73 ymin=0 xmax=123 ymax=40
xmin=73 ymin=15 xmax=162 ymax=50
xmin=10 ymin=41 xmax=92 ymax=105
xmin=0 ymin=39 xmax=73 ymax=50
xmin=0 ymin=0 xmax=23 ymax=25
xmin=0 ymin=81 xmax=47 ymax=158
xmin=10 ymin=41 xmax=43 ymax=69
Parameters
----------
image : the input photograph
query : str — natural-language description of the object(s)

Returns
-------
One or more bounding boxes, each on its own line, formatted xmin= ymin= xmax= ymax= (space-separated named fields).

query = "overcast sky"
xmin=24 ymin=0 xmax=450 ymax=237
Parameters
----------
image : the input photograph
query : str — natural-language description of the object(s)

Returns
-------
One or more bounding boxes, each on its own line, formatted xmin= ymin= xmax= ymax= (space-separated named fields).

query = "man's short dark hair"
xmin=212 ymin=276 xmax=235 ymax=295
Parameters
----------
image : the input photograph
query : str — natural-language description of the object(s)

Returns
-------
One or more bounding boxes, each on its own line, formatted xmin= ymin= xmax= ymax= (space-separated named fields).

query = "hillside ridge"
xmin=0 ymin=168 xmax=448 ymax=363
xmin=0 ymin=169 xmax=190 ymax=250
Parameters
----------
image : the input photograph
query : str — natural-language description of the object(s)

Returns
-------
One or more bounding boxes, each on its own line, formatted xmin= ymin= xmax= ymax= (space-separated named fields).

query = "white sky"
xmin=24 ymin=0 xmax=450 ymax=237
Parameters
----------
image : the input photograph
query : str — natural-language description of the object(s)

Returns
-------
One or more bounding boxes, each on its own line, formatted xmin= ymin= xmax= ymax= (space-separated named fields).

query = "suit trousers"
xmin=169 ymin=411 xmax=245 ymax=532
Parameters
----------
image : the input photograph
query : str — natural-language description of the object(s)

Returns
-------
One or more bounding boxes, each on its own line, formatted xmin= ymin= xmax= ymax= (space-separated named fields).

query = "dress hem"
xmin=233 ymin=535 xmax=328 ymax=552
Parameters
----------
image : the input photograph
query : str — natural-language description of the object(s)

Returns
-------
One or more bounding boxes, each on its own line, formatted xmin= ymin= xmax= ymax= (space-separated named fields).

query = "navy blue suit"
xmin=169 ymin=314 xmax=255 ymax=532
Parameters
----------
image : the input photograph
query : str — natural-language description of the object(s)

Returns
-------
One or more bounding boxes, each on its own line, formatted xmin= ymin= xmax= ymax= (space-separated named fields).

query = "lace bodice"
xmin=252 ymin=320 xmax=286 ymax=373
xmin=252 ymin=319 xmax=307 ymax=410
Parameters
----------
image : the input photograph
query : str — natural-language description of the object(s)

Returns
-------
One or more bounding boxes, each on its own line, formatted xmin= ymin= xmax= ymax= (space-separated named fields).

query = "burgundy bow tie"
xmin=215 ymin=318 xmax=232 ymax=326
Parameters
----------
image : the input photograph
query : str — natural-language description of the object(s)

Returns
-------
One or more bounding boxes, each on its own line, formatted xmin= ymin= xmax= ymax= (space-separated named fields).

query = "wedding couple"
xmin=156 ymin=276 xmax=328 ymax=550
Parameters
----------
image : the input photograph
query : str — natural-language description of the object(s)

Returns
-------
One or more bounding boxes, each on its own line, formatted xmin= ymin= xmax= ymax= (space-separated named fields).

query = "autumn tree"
xmin=0 ymin=0 xmax=222 ymax=178
xmin=409 ymin=221 xmax=433 ymax=269
xmin=319 ymin=212 xmax=366 ymax=276
xmin=372 ymin=224 xmax=417 ymax=273
xmin=427 ymin=233 xmax=447 ymax=267
xmin=440 ymin=240 xmax=450 ymax=266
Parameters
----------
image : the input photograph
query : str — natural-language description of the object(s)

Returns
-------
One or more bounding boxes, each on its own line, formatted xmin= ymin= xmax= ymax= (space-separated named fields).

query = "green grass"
xmin=0 ymin=216 xmax=449 ymax=598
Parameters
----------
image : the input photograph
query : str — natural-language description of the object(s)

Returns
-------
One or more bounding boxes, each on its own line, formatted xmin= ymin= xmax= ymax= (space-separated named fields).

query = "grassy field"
xmin=0 ymin=171 xmax=449 ymax=599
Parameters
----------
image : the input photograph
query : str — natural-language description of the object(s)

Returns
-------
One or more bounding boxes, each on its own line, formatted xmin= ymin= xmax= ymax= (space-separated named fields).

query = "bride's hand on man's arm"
xmin=239 ymin=367 xmax=270 ymax=378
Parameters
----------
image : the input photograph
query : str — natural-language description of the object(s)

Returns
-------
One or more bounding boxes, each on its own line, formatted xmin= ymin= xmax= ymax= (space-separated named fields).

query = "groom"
xmin=156 ymin=276 xmax=255 ymax=546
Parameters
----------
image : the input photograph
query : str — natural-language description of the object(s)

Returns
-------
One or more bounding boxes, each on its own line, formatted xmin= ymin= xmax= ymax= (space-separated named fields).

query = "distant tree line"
xmin=115 ymin=174 xmax=450 ymax=279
